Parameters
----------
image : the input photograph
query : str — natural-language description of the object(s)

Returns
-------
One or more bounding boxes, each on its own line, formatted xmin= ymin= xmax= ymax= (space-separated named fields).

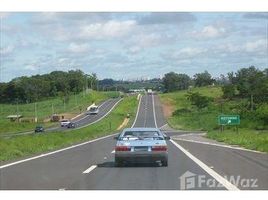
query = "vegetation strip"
xmin=0 ymin=96 xmax=138 ymax=162
xmin=160 ymin=68 xmax=268 ymax=153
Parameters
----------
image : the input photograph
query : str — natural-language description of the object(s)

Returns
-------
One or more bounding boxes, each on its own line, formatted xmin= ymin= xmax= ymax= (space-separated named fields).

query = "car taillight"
xmin=115 ymin=146 xmax=131 ymax=151
xmin=152 ymin=146 xmax=167 ymax=151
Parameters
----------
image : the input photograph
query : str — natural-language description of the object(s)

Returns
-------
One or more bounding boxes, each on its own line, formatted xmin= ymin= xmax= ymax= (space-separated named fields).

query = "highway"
xmin=1 ymin=98 xmax=122 ymax=137
xmin=0 ymin=94 xmax=267 ymax=190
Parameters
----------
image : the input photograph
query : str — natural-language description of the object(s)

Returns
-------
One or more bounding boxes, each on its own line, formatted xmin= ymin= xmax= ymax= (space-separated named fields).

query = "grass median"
xmin=159 ymin=86 xmax=268 ymax=153
xmin=0 ymin=95 xmax=138 ymax=162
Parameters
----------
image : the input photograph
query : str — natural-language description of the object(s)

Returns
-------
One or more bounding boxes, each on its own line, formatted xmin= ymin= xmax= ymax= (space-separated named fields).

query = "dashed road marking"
xmin=111 ymin=150 xmax=115 ymax=154
xmin=83 ymin=165 xmax=97 ymax=174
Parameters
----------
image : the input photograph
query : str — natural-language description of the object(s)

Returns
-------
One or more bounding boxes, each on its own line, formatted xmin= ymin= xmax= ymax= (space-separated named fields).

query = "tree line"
xmin=162 ymin=66 xmax=268 ymax=105
xmin=0 ymin=70 xmax=98 ymax=104
xmin=163 ymin=66 xmax=268 ymax=123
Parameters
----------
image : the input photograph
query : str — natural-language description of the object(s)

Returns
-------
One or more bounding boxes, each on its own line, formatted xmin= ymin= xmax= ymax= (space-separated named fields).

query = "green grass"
xmin=0 ymin=90 xmax=119 ymax=135
xmin=159 ymin=86 xmax=268 ymax=152
xmin=0 ymin=95 xmax=138 ymax=162
xmin=207 ymin=129 xmax=268 ymax=152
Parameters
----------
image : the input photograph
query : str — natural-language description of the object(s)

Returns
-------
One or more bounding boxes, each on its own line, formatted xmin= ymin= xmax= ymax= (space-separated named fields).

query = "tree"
xmin=186 ymin=91 xmax=211 ymax=110
xmin=193 ymin=70 xmax=214 ymax=87
xmin=163 ymin=72 xmax=191 ymax=92
xmin=235 ymin=66 xmax=268 ymax=105
xmin=222 ymin=84 xmax=236 ymax=99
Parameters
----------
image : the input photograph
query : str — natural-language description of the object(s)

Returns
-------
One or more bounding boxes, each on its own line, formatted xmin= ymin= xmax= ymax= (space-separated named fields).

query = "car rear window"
xmin=121 ymin=131 xmax=163 ymax=140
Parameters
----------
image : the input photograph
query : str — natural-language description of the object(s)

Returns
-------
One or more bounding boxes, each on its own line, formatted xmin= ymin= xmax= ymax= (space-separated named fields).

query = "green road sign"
xmin=218 ymin=115 xmax=240 ymax=125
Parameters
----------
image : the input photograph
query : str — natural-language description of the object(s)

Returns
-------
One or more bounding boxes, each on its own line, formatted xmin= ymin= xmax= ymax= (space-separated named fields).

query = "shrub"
xmin=172 ymin=108 xmax=191 ymax=116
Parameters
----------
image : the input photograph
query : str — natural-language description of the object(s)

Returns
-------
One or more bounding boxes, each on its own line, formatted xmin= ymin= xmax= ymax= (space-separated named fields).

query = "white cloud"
xmin=178 ymin=47 xmax=206 ymax=56
xmin=218 ymin=39 xmax=266 ymax=54
xmin=24 ymin=64 xmax=37 ymax=71
xmin=0 ymin=45 xmax=14 ymax=56
xmin=244 ymin=39 xmax=266 ymax=52
xmin=68 ymin=43 xmax=90 ymax=53
xmin=161 ymin=47 xmax=207 ymax=61
xmin=192 ymin=25 xmax=227 ymax=39
xmin=79 ymin=20 xmax=136 ymax=39
xmin=128 ymin=46 xmax=142 ymax=54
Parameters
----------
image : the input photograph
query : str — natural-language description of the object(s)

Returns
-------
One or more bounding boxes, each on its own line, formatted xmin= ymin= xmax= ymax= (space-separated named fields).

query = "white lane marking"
xmin=170 ymin=139 xmax=239 ymax=190
xmin=158 ymin=123 xmax=168 ymax=130
xmin=131 ymin=94 xmax=142 ymax=128
xmin=173 ymin=138 xmax=267 ymax=154
xmin=143 ymin=95 xmax=148 ymax=127
xmin=152 ymin=94 xmax=158 ymax=128
xmin=73 ymin=100 xmax=109 ymax=123
xmin=83 ymin=165 xmax=97 ymax=174
xmin=74 ymin=98 xmax=123 ymax=130
xmin=0 ymin=133 xmax=119 ymax=169
xmin=111 ymin=150 xmax=115 ymax=154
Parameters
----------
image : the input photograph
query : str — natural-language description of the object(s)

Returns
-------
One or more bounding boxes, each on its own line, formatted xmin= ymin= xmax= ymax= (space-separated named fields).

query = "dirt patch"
xmin=43 ymin=112 xmax=80 ymax=122
xmin=161 ymin=99 xmax=176 ymax=118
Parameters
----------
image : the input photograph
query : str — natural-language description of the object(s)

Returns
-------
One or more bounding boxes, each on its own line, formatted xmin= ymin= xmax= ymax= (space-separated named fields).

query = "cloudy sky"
xmin=0 ymin=12 xmax=267 ymax=82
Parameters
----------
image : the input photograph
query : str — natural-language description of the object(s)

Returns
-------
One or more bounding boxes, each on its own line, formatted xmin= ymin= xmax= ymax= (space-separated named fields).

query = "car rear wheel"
xmin=115 ymin=158 xmax=123 ymax=167
xmin=162 ymin=159 xmax=168 ymax=167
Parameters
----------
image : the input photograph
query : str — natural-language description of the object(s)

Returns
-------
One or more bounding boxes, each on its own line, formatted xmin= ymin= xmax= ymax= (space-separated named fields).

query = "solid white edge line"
xmin=170 ymin=139 xmax=240 ymax=190
xmin=131 ymin=94 xmax=142 ymax=128
xmin=158 ymin=123 xmax=168 ymax=129
xmin=173 ymin=137 xmax=267 ymax=154
xmin=83 ymin=165 xmax=97 ymax=174
xmin=0 ymin=132 xmax=119 ymax=169
xmin=74 ymin=98 xmax=123 ymax=130
xmin=152 ymin=94 xmax=158 ymax=128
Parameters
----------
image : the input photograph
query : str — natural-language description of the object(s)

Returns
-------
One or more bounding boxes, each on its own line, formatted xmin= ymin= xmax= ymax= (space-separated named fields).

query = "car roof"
xmin=122 ymin=127 xmax=160 ymax=132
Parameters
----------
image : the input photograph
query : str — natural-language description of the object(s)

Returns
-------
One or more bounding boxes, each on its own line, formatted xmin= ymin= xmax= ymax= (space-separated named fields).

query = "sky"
xmin=0 ymin=12 xmax=267 ymax=82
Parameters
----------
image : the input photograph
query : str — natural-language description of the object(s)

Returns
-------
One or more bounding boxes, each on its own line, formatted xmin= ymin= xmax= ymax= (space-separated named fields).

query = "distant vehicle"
xmin=114 ymin=128 xmax=169 ymax=167
xmin=60 ymin=119 xmax=71 ymax=127
xmin=87 ymin=106 xmax=99 ymax=115
xmin=35 ymin=125 xmax=44 ymax=133
xmin=147 ymin=89 xmax=153 ymax=94
xmin=67 ymin=122 xmax=76 ymax=128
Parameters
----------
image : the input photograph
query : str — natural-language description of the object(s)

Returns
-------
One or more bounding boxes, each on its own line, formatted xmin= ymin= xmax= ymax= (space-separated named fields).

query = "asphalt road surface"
xmin=0 ymin=94 xmax=267 ymax=190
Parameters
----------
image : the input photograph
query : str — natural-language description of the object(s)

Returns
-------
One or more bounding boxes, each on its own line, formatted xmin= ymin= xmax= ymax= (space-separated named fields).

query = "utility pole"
xmin=52 ymin=103 xmax=54 ymax=115
xmin=35 ymin=102 xmax=37 ymax=122
xmin=75 ymin=94 xmax=77 ymax=106
xmin=16 ymin=101 xmax=19 ymax=122
xmin=250 ymin=94 xmax=254 ymax=111
xmin=63 ymin=97 xmax=66 ymax=111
